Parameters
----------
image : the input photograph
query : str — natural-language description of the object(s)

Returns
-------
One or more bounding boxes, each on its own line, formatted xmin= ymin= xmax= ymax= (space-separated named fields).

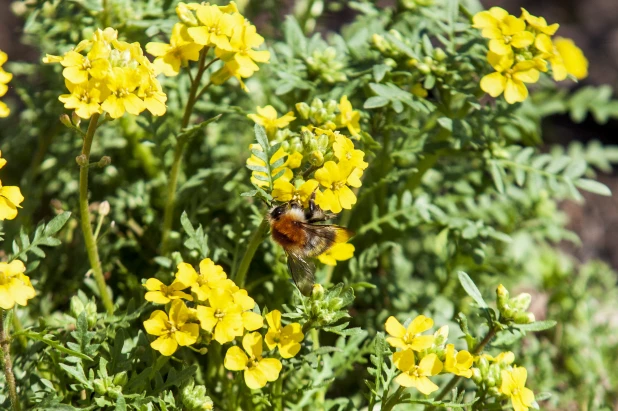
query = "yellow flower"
xmin=554 ymin=37 xmax=588 ymax=80
xmin=0 ymin=150 xmax=6 ymax=169
xmin=317 ymin=242 xmax=355 ymax=266
xmin=0 ymin=178 xmax=24 ymax=221
xmin=480 ymin=52 xmax=539 ymax=104
xmin=101 ymin=67 xmax=145 ymax=118
xmin=196 ymin=288 xmax=263 ymax=344
xmin=187 ymin=4 xmax=237 ymax=50
xmin=482 ymin=351 xmax=515 ymax=365
xmin=247 ymin=106 xmax=296 ymax=138
xmin=394 ymin=350 xmax=443 ymax=395
xmin=0 ymin=50 xmax=13 ymax=118
xmin=190 ymin=258 xmax=236 ymax=302
xmin=146 ymin=23 xmax=203 ymax=77
xmin=143 ymin=300 xmax=199 ymax=356
xmin=443 ymin=344 xmax=473 ymax=378
xmin=411 ymin=83 xmax=428 ymax=98
xmin=314 ymin=161 xmax=363 ymax=213
xmin=500 ymin=367 xmax=535 ymax=411
xmin=385 ymin=315 xmax=434 ymax=351
xmin=336 ymin=96 xmax=361 ymax=136
xmin=271 ymin=179 xmax=318 ymax=205
xmin=0 ymin=260 xmax=36 ymax=310
xmin=215 ymin=17 xmax=270 ymax=83
xmin=520 ymin=8 xmax=559 ymax=35
xmin=138 ymin=76 xmax=168 ymax=116
xmin=59 ymin=79 xmax=108 ymax=119
xmin=333 ymin=134 xmax=368 ymax=170
xmin=264 ymin=310 xmax=304 ymax=358
xmin=143 ymin=262 xmax=198 ymax=304
xmin=224 ymin=332 xmax=282 ymax=389
xmin=473 ymin=7 xmax=535 ymax=55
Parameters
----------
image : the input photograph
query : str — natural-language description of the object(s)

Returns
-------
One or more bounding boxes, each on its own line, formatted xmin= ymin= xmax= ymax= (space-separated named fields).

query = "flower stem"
xmin=431 ymin=325 xmax=499 ymax=404
xmin=0 ymin=310 xmax=22 ymax=411
xmin=382 ymin=386 xmax=405 ymax=411
xmin=80 ymin=113 xmax=114 ymax=315
xmin=233 ymin=219 xmax=269 ymax=288
xmin=161 ymin=48 xmax=210 ymax=253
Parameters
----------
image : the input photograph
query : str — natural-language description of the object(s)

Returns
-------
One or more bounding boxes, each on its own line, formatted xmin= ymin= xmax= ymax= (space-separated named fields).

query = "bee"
xmin=268 ymin=191 xmax=353 ymax=295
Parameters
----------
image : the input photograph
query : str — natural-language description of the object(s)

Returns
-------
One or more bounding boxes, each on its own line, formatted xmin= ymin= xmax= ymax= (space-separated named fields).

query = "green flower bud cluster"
xmin=496 ymin=284 xmax=535 ymax=324
xmin=296 ymin=283 xmax=355 ymax=329
xmin=93 ymin=371 xmax=128 ymax=400
xmin=408 ymin=49 xmax=448 ymax=77
xmin=306 ymin=47 xmax=347 ymax=84
xmin=371 ymin=32 xmax=407 ymax=60
xmin=472 ymin=355 xmax=503 ymax=396
xmin=70 ymin=295 xmax=98 ymax=328
xmin=295 ymin=98 xmax=338 ymax=128
xmin=181 ymin=381 xmax=214 ymax=411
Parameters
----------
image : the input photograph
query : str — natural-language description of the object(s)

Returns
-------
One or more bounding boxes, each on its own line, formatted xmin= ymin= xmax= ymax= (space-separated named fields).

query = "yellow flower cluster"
xmin=473 ymin=7 xmax=588 ymax=104
xmin=143 ymin=258 xmax=304 ymax=389
xmin=0 ymin=50 xmax=12 ymax=118
xmin=43 ymin=28 xmax=167 ymax=119
xmin=0 ymin=151 xmax=24 ymax=221
xmin=246 ymin=96 xmax=367 ymax=264
xmin=0 ymin=260 xmax=36 ymax=310
xmin=385 ymin=315 xmax=474 ymax=394
xmin=474 ymin=351 xmax=536 ymax=411
xmin=146 ymin=1 xmax=269 ymax=91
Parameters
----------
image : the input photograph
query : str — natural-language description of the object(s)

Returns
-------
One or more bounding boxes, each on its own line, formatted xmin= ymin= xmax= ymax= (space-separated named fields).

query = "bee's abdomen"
xmin=271 ymin=218 xmax=306 ymax=249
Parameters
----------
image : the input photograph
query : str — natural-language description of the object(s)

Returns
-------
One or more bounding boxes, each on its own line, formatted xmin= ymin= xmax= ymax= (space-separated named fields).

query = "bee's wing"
xmin=286 ymin=251 xmax=315 ymax=296
xmin=299 ymin=223 xmax=354 ymax=257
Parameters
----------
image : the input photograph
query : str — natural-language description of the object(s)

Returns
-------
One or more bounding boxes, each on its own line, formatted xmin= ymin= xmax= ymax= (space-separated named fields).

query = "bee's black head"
xmin=269 ymin=203 xmax=288 ymax=221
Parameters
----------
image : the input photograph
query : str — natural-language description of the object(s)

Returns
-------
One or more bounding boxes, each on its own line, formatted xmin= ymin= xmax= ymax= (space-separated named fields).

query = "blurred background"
xmin=1 ymin=0 xmax=617 ymax=267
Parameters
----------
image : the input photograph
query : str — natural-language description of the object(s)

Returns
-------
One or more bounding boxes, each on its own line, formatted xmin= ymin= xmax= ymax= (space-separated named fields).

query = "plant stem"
xmin=1 ymin=310 xmax=21 ymax=411
xmin=161 ymin=48 xmax=210 ymax=253
xmin=233 ymin=219 xmax=269 ymax=288
xmin=311 ymin=328 xmax=326 ymax=409
xmin=273 ymin=372 xmax=283 ymax=411
xmin=382 ymin=386 xmax=405 ymax=411
xmin=432 ymin=325 xmax=499 ymax=403
xmin=79 ymin=113 xmax=114 ymax=315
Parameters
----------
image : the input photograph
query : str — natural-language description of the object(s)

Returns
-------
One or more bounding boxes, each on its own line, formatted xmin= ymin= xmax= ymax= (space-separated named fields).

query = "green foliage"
xmin=1 ymin=0 xmax=618 ymax=410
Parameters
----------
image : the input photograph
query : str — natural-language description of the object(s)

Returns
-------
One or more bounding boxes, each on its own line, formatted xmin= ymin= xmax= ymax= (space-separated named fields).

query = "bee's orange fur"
xmin=270 ymin=214 xmax=307 ymax=252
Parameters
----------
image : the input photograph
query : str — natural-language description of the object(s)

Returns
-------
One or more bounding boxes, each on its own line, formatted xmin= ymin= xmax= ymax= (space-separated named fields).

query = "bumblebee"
xmin=268 ymin=192 xmax=353 ymax=295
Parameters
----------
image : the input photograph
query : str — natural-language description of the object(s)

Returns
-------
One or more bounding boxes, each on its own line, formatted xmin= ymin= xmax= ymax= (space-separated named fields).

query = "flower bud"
xmin=113 ymin=371 xmax=128 ymax=387
xmin=76 ymin=154 xmax=88 ymax=167
xmin=71 ymin=112 xmax=82 ymax=128
xmin=433 ymin=325 xmax=449 ymax=346
xmin=98 ymin=200 xmax=110 ymax=217
xmin=433 ymin=48 xmax=447 ymax=61
xmin=198 ymin=347 xmax=209 ymax=355
xmin=478 ymin=355 xmax=490 ymax=376
xmin=311 ymin=98 xmax=324 ymax=111
xmin=60 ymin=114 xmax=72 ymax=128
xmin=472 ymin=367 xmax=482 ymax=383
xmin=108 ymin=387 xmax=122 ymax=399
xmin=325 ymin=99 xmax=338 ymax=114
xmin=513 ymin=312 xmax=535 ymax=324
xmin=98 ymin=156 xmax=111 ymax=167
xmin=86 ymin=301 xmax=98 ymax=328
xmin=511 ymin=293 xmax=532 ymax=312
xmin=94 ymin=379 xmax=107 ymax=395
xmin=176 ymin=2 xmax=198 ymax=26
xmin=417 ymin=63 xmax=431 ymax=74
xmin=384 ymin=58 xmax=397 ymax=68
xmin=496 ymin=284 xmax=509 ymax=310
xmin=210 ymin=66 xmax=232 ymax=85
xmin=311 ymin=284 xmax=325 ymax=300
xmin=296 ymin=102 xmax=310 ymax=119
xmin=309 ymin=150 xmax=324 ymax=167
xmin=70 ymin=296 xmax=85 ymax=318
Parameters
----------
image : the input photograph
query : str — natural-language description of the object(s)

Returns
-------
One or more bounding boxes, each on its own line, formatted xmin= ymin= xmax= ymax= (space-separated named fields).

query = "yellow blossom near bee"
xmin=553 ymin=37 xmax=588 ymax=80
xmin=317 ymin=242 xmax=355 ymax=266
xmin=443 ymin=344 xmax=474 ymax=378
xmin=314 ymin=160 xmax=363 ymax=213
xmin=44 ymin=27 xmax=167 ymax=119
xmin=336 ymin=96 xmax=361 ymax=136
xmin=143 ymin=300 xmax=199 ymax=356
xmin=143 ymin=262 xmax=199 ymax=304
xmin=146 ymin=23 xmax=203 ymax=76
xmin=264 ymin=309 xmax=304 ymax=358
xmin=385 ymin=315 xmax=435 ymax=351
xmin=472 ymin=7 xmax=534 ymax=56
xmin=0 ymin=179 xmax=25 ymax=221
xmin=248 ymin=105 xmax=296 ymax=138
xmin=195 ymin=288 xmax=263 ymax=344
xmin=187 ymin=258 xmax=237 ymax=302
xmin=0 ymin=260 xmax=36 ymax=310
xmin=224 ymin=332 xmax=282 ymax=389
xmin=500 ymin=366 xmax=536 ymax=411
xmin=333 ymin=134 xmax=368 ymax=170
xmin=0 ymin=49 xmax=13 ymax=118
xmin=393 ymin=350 xmax=443 ymax=395
xmin=480 ymin=52 xmax=540 ymax=104
xmin=271 ymin=179 xmax=319 ymax=206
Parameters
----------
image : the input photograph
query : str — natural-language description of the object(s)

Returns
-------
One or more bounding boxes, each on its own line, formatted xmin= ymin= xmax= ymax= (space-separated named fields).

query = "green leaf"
xmin=489 ymin=161 xmax=504 ymax=194
xmin=514 ymin=320 xmax=557 ymax=332
xmin=177 ymin=114 xmax=222 ymax=141
xmin=458 ymin=271 xmax=488 ymax=308
xmin=574 ymin=178 xmax=611 ymax=196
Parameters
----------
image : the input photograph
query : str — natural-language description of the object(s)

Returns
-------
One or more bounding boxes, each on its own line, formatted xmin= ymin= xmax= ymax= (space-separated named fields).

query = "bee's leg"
xmin=306 ymin=190 xmax=336 ymax=222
